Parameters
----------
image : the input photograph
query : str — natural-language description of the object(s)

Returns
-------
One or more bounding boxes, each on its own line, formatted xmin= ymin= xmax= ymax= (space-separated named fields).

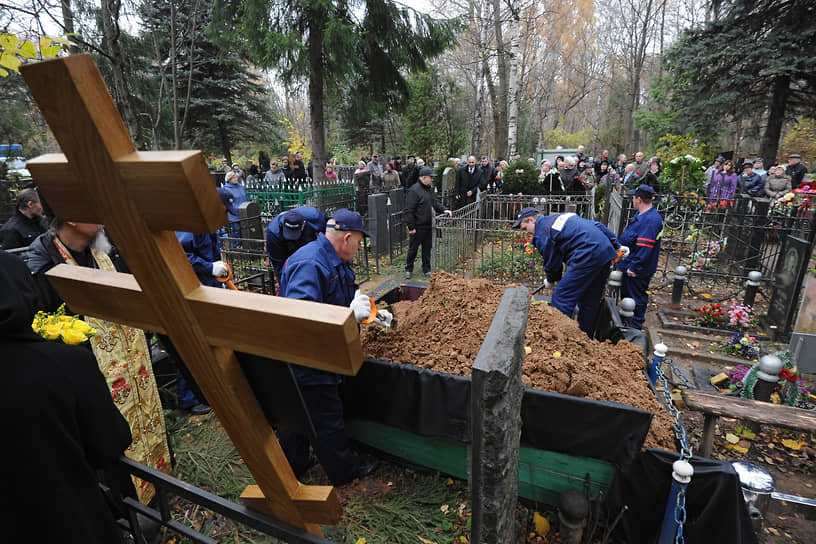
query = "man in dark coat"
xmin=0 ymin=188 xmax=48 ymax=250
xmin=0 ymin=250 xmax=132 ymax=543
xmin=785 ymin=153 xmax=808 ymax=187
xmin=455 ymin=155 xmax=481 ymax=208
xmin=478 ymin=155 xmax=498 ymax=191
xmin=404 ymin=166 xmax=453 ymax=278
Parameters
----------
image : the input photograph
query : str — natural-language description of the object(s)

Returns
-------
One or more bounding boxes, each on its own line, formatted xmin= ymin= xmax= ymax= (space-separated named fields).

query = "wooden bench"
xmin=681 ymin=390 xmax=816 ymax=458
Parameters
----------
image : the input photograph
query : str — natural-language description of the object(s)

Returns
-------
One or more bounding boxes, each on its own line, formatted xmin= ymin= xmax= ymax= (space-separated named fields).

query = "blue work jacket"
xmin=175 ymin=231 xmax=222 ymax=287
xmin=533 ymin=213 xmax=620 ymax=283
xmin=617 ymin=207 xmax=663 ymax=278
xmin=220 ymin=182 xmax=248 ymax=222
xmin=280 ymin=233 xmax=357 ymax=385
xmin=266 ymin=206 xmax=327 ymax=280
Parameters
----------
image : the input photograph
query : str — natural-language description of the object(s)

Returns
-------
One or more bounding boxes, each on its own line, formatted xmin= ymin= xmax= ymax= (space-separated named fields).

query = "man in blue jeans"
xmin=514 ymin=207 xmax=627 ymax=336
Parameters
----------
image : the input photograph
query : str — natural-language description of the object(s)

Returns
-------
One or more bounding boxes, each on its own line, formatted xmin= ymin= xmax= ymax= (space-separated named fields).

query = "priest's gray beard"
xmin=91 ymin=231 xmax=113 ymax=255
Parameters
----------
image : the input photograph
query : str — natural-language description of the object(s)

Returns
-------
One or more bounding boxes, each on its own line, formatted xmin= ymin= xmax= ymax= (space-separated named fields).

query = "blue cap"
xmin=418 ymin=166 xmax=436 ymax=177
xmin=627 ymin=184 xmax=655 ymax=199
xmin=329 ymin=208 xmax=374 ymax=238
xmin=512 ymin=207 xmax=539 ymax=228
xmin=282 ymin=209 xmax=304 ymax=241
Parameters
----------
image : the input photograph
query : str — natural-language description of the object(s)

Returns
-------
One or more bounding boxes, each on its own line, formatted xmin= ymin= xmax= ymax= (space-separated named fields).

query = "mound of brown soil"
xmin=362 ymin=272 xmax=676 ymax=450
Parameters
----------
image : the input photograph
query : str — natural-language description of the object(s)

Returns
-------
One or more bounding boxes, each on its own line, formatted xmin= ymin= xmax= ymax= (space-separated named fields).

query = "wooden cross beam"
xmin=21 ymin=54 xmax=362 ymax=535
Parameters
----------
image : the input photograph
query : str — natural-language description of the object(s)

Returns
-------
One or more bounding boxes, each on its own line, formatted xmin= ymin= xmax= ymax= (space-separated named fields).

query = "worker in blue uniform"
xmin=616 ymin=185 xmax=663 ymax=329
xmin=514 ymin=207 xmax=628 ymax=336
xmin=266 ymin=206 xmax=326 ymax=289
xmin=278 ymin=209 xmax=377 ymax=485
xmin=172 ymin=230 xmax=226 ymax=414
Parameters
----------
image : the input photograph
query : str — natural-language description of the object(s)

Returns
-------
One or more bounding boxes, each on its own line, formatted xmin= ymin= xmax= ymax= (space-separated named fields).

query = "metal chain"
xmin=674 ymin=487 xmax=687 ymax=544
xmin=665 ymin=358 xmax=697 ymax=390
xmin=655 ymin=358 xmax=693 ymax=460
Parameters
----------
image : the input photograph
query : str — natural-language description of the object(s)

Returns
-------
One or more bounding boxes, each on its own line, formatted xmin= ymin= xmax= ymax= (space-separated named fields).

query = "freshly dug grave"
xmin=362 ymin=272 xmax=676 ymax=450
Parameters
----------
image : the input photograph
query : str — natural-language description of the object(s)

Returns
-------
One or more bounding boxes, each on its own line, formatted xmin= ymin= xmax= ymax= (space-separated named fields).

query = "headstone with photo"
xmin=764 ymin=236 xmax=811 ymax=338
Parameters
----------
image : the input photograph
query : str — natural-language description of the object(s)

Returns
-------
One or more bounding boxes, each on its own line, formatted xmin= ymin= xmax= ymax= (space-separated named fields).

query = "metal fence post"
xmin=658 ymin=459 xmax=694 ymax=544
xmin=620 ymin=297 xmax=635 ymax=327
xmin=670 ymin=265 xmax=687 ymax=309
xmin=743 ymin=270 xmax=761 ymax=308
xmin=648 ymin=342 xmax=668 ymax=386
xmin=608 ymin=269 xmax=623 ymax=301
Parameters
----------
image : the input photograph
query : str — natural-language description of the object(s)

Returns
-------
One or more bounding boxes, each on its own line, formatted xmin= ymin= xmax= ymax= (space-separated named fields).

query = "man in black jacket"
xmin=785 ymin=153 xmax=808 ymax=188
xmin=0 ymin=188 xmax=48 ymax=250
xmin=455 ymin=155 xmax=481 ymax=208
xmin=404 ymin=166 xmax=452 ymax=278
xmin=478 ymin=155 xmax=498 ymax=191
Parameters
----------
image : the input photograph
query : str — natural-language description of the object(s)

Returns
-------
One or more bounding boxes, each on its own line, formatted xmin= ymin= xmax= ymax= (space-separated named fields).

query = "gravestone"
xmin=764 ymin=236 xmax=811 ymax=338
xmin=442 ymin=166 xmax=456 ymax=208
xmin=791 ymin=275 xmax=816 ymax=373
xmin=353 ymin=171 xmax=370 ymax=215
xmin=21 ymin=54 xmax=358 ymax=536
xmin=239 ymin=201 xmax=263 ymax=239
xmin=471 ymin=286 xmax=530 ymax=543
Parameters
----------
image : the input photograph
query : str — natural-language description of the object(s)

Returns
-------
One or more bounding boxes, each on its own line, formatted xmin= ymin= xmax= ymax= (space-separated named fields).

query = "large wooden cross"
xmin=21 ymin=54 xmax=363 ymax=536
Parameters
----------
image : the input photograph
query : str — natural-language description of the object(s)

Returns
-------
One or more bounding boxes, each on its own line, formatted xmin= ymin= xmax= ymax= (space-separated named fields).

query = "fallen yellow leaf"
xmin=725 ymin=433 xmax=739 ymax=444
xmin=553 ymin=351 xmax=561 ymax=358
xmin=459 ymin=537 xmax=468 ymax=544
xmin=533 ymin=512 xmax=550 ymax=538
xmin=726 ymin=443 xmax=749 ymax=454
xmin=781 ymin=439 xmax=804 ymax=451
xmin=440 ymin=504 xmax=449 ymax=514
xmin=356 ymin=539 xmax=367 ymax=544
xmin=525 ymin=346 xmax=532 ymax=355
xmin=446 ymin=478 xmax=453 ymax=485
xmin=700 ymin=293 xmax=712 ymax=299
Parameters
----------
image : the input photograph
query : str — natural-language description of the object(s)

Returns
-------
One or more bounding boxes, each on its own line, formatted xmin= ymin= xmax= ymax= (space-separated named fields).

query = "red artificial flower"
xmin=779 ymin=368 xmax=799 ymax=382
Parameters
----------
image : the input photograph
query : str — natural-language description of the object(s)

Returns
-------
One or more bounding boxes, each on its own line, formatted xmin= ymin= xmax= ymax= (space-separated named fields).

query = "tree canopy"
xmin=210 ymin=0 xmax=459 ymax=176
xmin=661 ymin=0 xmax=816 ymax=164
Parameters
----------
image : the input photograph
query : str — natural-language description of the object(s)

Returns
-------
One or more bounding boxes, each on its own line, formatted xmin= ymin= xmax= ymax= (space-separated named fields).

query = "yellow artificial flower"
xmin=42 ymin=325 xmax=62 ymax=340
xmin=72 ymin=320 xmax=93 ymax=334
xmin=60 ymin=328 xmax=88 ymax=345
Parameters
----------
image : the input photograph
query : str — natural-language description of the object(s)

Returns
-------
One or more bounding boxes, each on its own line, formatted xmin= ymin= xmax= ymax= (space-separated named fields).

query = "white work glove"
xmin=373 ymin=309 xmax=394 ymax=329
xmin=211 ymin=260 xmax=228 ymax=278
xmin=620 ymin=245 xmax=631 ymax=257
xmin=543 ymin=279 xmax=556 ymax=289
xmin=349 ymin=289 xmax=373 ymax=323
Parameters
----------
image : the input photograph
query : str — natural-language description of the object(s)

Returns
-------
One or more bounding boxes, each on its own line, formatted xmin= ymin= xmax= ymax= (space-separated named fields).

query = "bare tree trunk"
xmin=100 ymin=0 xmax=144 ymax=149
xmin=308 ymin=8 xmax=326 ymax=182
xmin=506 ymin=3 xmax=521 ymax=157
xmin=61 ymin=0 xmax=77 ymax=53
xmin=472 ymin=2 xmax=488 ymax=155
xmin=170 ymin=1 xmax=180 ymax=150
xmin=760 ymin=75 xmax=790 ymax=167
xmin=493 ymin=0 xmax=508 ymax=157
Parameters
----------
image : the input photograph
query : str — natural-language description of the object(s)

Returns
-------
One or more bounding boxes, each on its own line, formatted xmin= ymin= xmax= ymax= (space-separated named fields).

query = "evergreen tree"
xmin=140 ymin=0 xmax=282 ymax=160
xmin=662 ymin=0 xmax=816 ymax=164
xmin=404 ymin=68 xmax=467 ymax=159
xmin=210 ymin=0 xmax=458 ymax=178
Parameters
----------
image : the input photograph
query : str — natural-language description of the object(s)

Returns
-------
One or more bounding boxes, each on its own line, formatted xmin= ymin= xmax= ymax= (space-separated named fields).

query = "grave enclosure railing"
xmin=432 ymin=194 xmax=594 ymax=286
xmin=431 ymin=190 xmax=816 ymax=303
xmin=606 ymin=190 xmax=816 ymax=303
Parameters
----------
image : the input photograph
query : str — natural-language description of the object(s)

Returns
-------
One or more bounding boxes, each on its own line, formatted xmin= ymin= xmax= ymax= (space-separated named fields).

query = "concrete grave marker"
xmin=21 ymin=54 xmax=360 ymax=536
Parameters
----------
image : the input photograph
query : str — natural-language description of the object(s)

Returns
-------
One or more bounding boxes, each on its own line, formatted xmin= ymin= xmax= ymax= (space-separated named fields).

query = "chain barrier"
xmin=655 ymin=359 xmax=692 ymax=459
xmin=664 ymin=358 xmax=697 ymax=390
xmin=654 ymin=356 xmax=692 ymax=543
xmin=674 ymin=488 xmax=687 ymax=544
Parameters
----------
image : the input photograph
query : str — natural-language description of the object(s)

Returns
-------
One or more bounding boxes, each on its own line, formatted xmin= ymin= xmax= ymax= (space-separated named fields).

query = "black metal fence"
xmin=605 ymin=190 xmax=816 ymax=300
xmin=432 ymin=194 xmax=595 ymax=285
xmin=115 ymin=456 xmax=332 ymax=544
